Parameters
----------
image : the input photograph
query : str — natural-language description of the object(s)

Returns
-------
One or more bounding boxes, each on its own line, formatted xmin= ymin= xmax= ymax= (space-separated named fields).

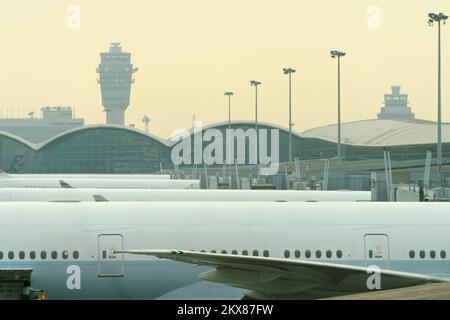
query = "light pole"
xmin=283 ymin=68 xmax=296 ymax=170
xmin=330 ymin=50 xmax=346 ymax=171
xmin=250 ymin=80 xmax=262 ymax=165
xmin=250 ymin=81 xmax=262 ymax=131
xmin=428 ymin=12 xmax=448 ymax=174
xmin=224 ymin=92 xmax=234 ymax=129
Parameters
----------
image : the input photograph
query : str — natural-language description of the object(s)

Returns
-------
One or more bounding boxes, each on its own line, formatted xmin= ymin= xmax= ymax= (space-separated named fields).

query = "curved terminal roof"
xmin=169 ymin=120 xmax=302 ymax=146
xmin=1 ymin=119 xmax=449 ymax=150
xmin=0 ymin=124 xmax=171 ymax=150
xmin=301 ymin=119 xmax=450 ymax=147
xmin=0 ymin=129 xmax=37 ymax=150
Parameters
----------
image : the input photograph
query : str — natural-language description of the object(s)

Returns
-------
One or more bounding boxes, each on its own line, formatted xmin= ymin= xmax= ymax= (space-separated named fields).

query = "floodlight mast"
xmin=283 ymin=68 xmax=296 ymax=170
xmin=330 ymin=50 xmax=346 ymax=171
xmin=250 ymin=80 xmax=262 ymax=165
xmin=224 ymin=92 xmax=234 ymax=129
xmin=428 ymin=13 xmax=448 ymax=175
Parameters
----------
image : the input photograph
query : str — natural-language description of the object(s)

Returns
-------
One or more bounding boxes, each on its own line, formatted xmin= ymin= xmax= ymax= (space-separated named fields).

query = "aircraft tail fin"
xmin=0 ymin=169 xmax=11 ymax=178
xmin=59 ymin=180 xmax=74 ymax=188
xmin=93 ymin=194 xmax=109 ymax=202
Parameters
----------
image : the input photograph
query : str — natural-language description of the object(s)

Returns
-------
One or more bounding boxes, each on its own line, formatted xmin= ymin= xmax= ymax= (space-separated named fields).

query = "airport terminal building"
xmin=0 ymin=119 xmax=449 ymax=174
xmin=0 ymin=86 xmax=449 ymax=173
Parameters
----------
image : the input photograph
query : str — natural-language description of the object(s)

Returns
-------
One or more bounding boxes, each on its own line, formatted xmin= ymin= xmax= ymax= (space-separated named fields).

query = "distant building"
xmin=377 ymin=86 xmax=415 ymax=120
xmin=0 ymin=106 xmax=84 ymax=143
xmin=97 ymin=42 xmax=138 ymax=126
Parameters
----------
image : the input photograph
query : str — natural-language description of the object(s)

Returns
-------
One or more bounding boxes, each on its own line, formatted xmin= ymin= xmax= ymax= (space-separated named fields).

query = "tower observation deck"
xmin=97 ymin=43 xmax=138 ymax=125
xmin=377 ymin=86 xmax=415 ymax=120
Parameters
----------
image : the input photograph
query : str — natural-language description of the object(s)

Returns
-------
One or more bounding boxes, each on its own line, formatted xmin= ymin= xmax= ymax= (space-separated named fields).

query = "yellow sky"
xmin=0 ymin=0 xmax=449 ymax=138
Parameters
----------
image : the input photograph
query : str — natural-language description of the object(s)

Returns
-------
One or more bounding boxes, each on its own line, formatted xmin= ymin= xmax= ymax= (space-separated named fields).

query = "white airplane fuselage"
xmin=0 ymin=188 xmax=370 ymax=202
xmin=0 ymin=177 xmax=199 ymax=189
xmin=0 ymin=201 xmax=449 ymax=299
xmin=8 ymin=174 xmax=171 ymax=180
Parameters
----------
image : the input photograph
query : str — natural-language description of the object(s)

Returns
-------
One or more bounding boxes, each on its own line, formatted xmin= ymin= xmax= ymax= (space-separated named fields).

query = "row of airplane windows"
xmin=2 ymin=249 xmax=445 ymax=261
xmin=200 ymin=249 xmax=344 ymax=259
xmin=409 ymin=250 xmax=447 ymax=259
xmin=0 ymin=250 xmax=79 ymax=260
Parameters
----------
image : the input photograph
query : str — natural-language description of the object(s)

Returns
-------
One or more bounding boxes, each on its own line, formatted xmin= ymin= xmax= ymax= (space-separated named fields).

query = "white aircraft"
xmin=0 ymin=201 xmax=448 ymax=300
xmin=7 ymin=173 xmax=171 ymax=180
xmin=0 ymin=188 xmax=370 ymax=202
xmin=0 ymin=175 xmax=199 ymax=189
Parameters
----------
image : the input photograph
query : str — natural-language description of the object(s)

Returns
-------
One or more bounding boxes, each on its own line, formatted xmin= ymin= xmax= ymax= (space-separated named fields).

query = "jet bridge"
xmin=0 ymin=269 xmax=47 ymax=300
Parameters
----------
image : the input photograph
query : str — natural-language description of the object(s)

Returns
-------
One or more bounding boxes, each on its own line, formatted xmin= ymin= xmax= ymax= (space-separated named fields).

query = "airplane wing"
xmin=117 ymin=249 xmax=448 ymax=299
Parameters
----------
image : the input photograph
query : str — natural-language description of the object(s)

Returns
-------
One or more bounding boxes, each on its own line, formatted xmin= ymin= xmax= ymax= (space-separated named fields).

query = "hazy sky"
xmin=0 ymin=0 xmax=449 ymax=138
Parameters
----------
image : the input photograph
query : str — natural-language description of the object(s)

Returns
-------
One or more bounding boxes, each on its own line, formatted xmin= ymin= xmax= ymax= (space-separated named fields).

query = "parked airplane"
xmin=0 ymin=201 xmax=447 ymax=300
xmin=0 ymin=176 xmax=199 ymax=189
xmin=6 ymin=173 xmax=171 ymax=180
xmin=0 ymin=188 xmax=370 ymax=202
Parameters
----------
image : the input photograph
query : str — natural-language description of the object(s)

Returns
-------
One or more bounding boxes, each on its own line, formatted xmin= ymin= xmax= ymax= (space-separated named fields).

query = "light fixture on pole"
xmin=428 ymin=12 xmax=448 ymax=174
xmin=250 ymin=80 xmax=262 ymax=165
xmin=250 ymin=80 xmax=262 ymax=131
xmin=330 ymin=50 xmax=346 ymax=171
xmin=224 ymin=91 xmax=234 ymax=129
xmin=283 ymin=67 xmax=296 ymax=170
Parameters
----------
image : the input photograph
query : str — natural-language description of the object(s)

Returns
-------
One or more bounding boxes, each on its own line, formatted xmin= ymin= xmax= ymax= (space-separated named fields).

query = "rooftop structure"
xmin=377 ymin=86 xmax=415 ymax=120
xmin=0 ymin=106 xmax=84 ymax=143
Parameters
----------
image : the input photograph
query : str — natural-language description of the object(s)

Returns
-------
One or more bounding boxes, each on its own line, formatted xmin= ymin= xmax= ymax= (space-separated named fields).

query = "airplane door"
xmin=364 ymin=234 xmax=390 ymax=270
xmin=98 ymin=234 xmax=124 ymax=277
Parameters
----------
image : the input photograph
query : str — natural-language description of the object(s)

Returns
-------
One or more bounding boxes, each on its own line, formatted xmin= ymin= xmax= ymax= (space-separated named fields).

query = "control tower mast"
xmin=97 ymin=42 xmax=138 ymax=125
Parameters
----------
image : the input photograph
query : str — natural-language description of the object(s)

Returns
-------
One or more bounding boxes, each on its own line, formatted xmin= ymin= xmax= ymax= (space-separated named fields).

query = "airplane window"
xmin=30 ymin=251 xmax=36 ymax=260
xmin=336 ymin=250 xmax=343 ymax=258
xmin=221 ymin=250 xmax=227 ymax=254
xmin=73 ymin=251 xmax=79 ymax=259
xmin=284 ymin=250 xmax=290 ymax=258
xmin=242 ymin=250 xmax=248 ymax=256
xmin=430 ymin=250 xmax=436 ymax=259
xmin=441 ymin=250 xmax=447 ymax=259
xmin=19 ymin=251 xmax=25 ymax=260
xmin=231 ymin=250 xmax=238 ymax=255
xmin=211 ymin=250 xmax=217 ymax=254
xmin=0 ymin=251 xmax=2 ymax=260
xmin=40 ymin=251 xmax=47 ymax=260
xmin=409 ymin=250 xmax=415 ymax=259
xmin=326 ymin=250 xmax=332 ymax=259
xmin=51 ymin=251 xmax=58 ymax=260
xmin=200 ymin=250 xmax=206 ymax=253
xmin=263 ymin=250 xmax=269 ymax=257
xmin=8 ymin=251 xmax=14 ymax=260
xmin=419 ymin=250 xmax=426 ymax=259
xmin=305 ymin=250 xmax=311 ymax=259
xmin=62 ymin=250 xmax=69 ymax=259
xmin=294 ymin=250 xmax=300 ymax=258
xmin=252 ymin=250 xmax=259 ymax=256
xmin=316 ymin=250 xmax=322 ymax=259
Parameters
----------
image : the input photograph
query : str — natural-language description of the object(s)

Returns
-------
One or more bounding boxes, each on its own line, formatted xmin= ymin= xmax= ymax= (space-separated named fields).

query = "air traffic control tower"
xmin=97 ymin=43 xmax=138 ymax=125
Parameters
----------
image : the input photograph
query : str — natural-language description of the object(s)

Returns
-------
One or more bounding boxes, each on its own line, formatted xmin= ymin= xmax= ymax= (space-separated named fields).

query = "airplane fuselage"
xmin=1 ymin=201 xmax=449 ymax=299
